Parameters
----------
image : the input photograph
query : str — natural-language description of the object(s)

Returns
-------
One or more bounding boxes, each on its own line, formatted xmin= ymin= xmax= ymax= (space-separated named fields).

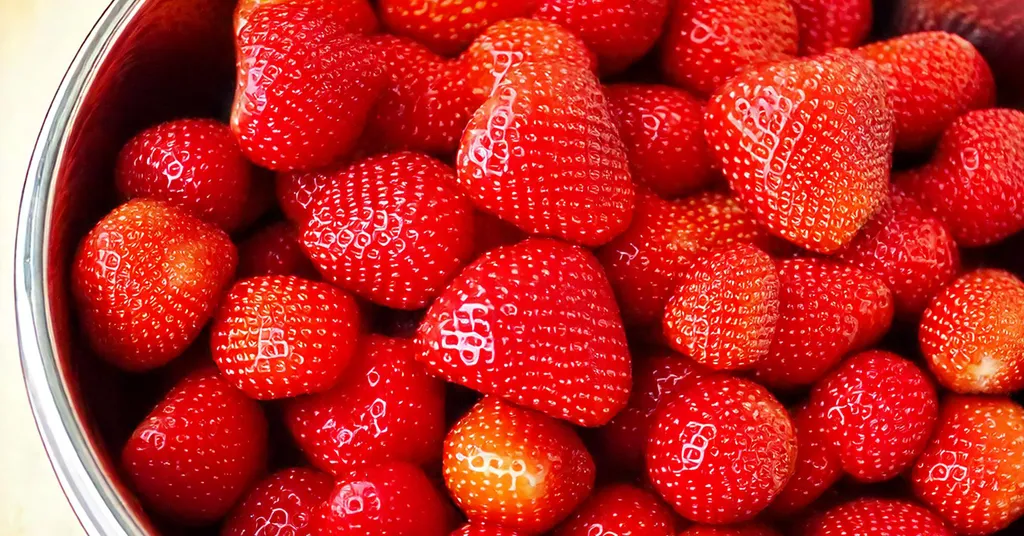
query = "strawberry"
xmin=533 ymin=0 xmax=671 ymax=74
xmin=416 ymin=238 xmax=631 ymax=427
xmin=300 ymin=152 xmax=476 ymax=309
xmin=808 ymin=498 xmax=954 ymax=536
xmin=237 ymin=170 xmax=276 ymax=231
xmin=277 ymin=165 xmax=341 ymax=224
xmin=679 ymin=524 xmax=782 ymax=536
xmin=443 ymin=397 xmax=595 ymax=533
xmin=456 ymin=61 xmax=634 ymax=247
xmin=453 ymin=524 xmax=526 ymax=536
xmin=704 ymin=51 xmax=894 ymax=253
xmin=237 ymin=221 xmax=318 ymax=278
xmin=552 ymin=483 xmax=676 ymax=536
xmin=661 ymin=0 xmax=798 ymax=95
xmin=284 ymin=335 xmax=446 ymax=473
xmin=231 ymin=3 xmax=386 ymax=171
xmin=898 ymin=108 xmax=1024 ymax=247
xmin=378 ymin=0 xmax=536 ymax=55
xmin=71 ymin=199 xmax=237 ymax=371
xmin=789 ymin=0 xmax=872 ymax=55
xmin=911 ymin=396 xmax=1024 ymax=534
xmin=234 ymin=0 xmax=379 ymax=36
xmin=471 ymin=210 xmax=526 ymax=256
xmin=604 ymin=84 xmax=716 ymax=199
xmin=752 ymin=258 xmax=893 ymax=389
xmin=122 ymin=368 xmax=268 ymax=524
xmin=663 ymin=244 xmax=779 ymax=370
xmin=222 ymin=467 xmax=333 ymax=536
xmin=856 ymin=32 xmax=995 ymax=152
xmin=768 ymin=400 xmax=842 ymax=515
xmin=919 ymin=269 xmax=1024 ymax=394
xmin=647 ymin=375 xmax=797 ymax=524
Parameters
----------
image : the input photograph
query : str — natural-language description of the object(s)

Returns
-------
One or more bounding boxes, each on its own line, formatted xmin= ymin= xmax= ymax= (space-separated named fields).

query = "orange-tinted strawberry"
xmin=769 ymin=400 xmax=842 ymax=515
xmin=237 ymin=221 xmax=318 ymax=278
xmin=704 ymin=51 xmax=894 ymax=253
xmin=416 ymin=238 xmax=631 ymax=427
xmin=276 ymin=165 xmax=341 ymax=224
xmin=452 ymin=523 xmax=527 ymax=536
xmin=222 ymin=467 xmax=333 ymax=536
xmin=604 ymin=84 xmax=716 ymax=199
xmin=679 ymin=524 xmax=782 ymax=536
xmin=443 ymin=397 xmax=595 ymax=533
xmin=234 ymin=0 xmax=379 ymax=36
xmin=911 ymin=396 xmax=1024 ymax=534
xmin=808 ymin=498 xmax=954 ymax=536
xmin=71 ymin=199 xmax=237 ymax=371
xmin=378 ymin=0 xmax=536 ymax=55
xmin=789 ymin=0 xmax=871 ymax=55
xmin=919 ymin=269 xmax=1024 ymax=394
xmin=647 ymin=376 xmax=797 ymax=524
xmin=552 ymin=483 xmax=676 ymax=536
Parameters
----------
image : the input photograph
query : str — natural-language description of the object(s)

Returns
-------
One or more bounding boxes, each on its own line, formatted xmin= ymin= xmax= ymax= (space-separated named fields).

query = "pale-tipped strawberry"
xmin=808 ymin=498 xmax=954 ymax=536
xmin=222 ymin=468 xmax=333 ymax=536
xmin=552 ymin=483 xmax=676 ymax=536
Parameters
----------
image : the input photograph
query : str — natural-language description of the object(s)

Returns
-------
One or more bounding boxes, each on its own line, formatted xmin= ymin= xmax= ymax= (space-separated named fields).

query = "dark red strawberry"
xmin=704 ymin=51 xmax=894 ymax=253
xmin=378 ymin=0 xmax=536 ymax=55
xmin=234 ymin=0 xmax=379 ymax=36
xmin=277 ymin=165 xmax=341 ymax=224
xmin=456 ymin=61 xmax=634 ymax=247
xmin=443 ymin=397 xmax=595 ymax=533
xmin=222 ymin=467 xmax=333 ymax=536
xmin=71 ymin=199 xmax=237 ymax=371
xmin=789 ymin=0 xmax=872 ymax=55
xmin=452 ymin=524 xmax=527 ymax=536
xmin=808 ymin=498 xmax=954 ymax=536
xmin=471 ymin=210 xmax=526 ymax=256
xmin=237 ymin=221 xmax=318 ymax=278
xmin=768 ymin=400 xmax=842 ymax=515
xmin=300 ymin=152 xmax=475 ymax=309
xmin=237 ymin=170 xmax=276 ymax=231
xmin=679 ymin=524 xmax=782 ymax=536
xmin=122 ymin=368 xmax=268 ymax=524
xmin=552 ymin=483 xmax=676 ymax=536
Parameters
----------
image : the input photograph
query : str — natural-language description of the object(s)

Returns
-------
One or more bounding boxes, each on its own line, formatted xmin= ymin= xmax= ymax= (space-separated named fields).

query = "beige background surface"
xmin=1 ymin=0 xmax=107 ymax=534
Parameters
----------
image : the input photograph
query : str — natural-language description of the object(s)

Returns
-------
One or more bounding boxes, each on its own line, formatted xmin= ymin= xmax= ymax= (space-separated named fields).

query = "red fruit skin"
xmin=71 ymin=199 xmax=237 ymax=371
xmin=552 ymin=483 xmax=676 ymax=536
xmin=768 ymin=400 xmax=842 ymax=516
xmin=300 ymin=152 xmax=476 ymax=310
xmin=443 ymin=397 xmax=596 ymax=533
xmin=704 ymin=51 xmax=894 ymax=253
xmin=808 ymin=498 xmax=954 ymax=536
xmin=679 ymin=524 xmax=781 ymax=536
xmin=231 ymin=4 xmax=386 ymax=171
xmin=662 ymin=0 xmax=798 ymax=95
xmin=911 ymin=396 xmax=1024 ymax=535
xmin=234 ymin=0 xmax=379 ymax=36
xmin=471 ymin=210 xmax=526 ymax=256
xmin=122 ymin=369 xmax=268 ymax=524
xmin=378 ymin=0 xmax=536 ymax=55
xmin=452 ymin=523 xmax=526 ymax=536
xmin=604 ymin=84 xmax=716 ymax=199
xmin=898 ymin=108 xmax=1024 ymax=247
xmin=647 ymin=376 xmax=797 ymax=524
xmin=789 ymin=0 xmax=872 ymax=55
xmin=457 ymin=61 xmax=634 ymax=247
xmin=237 ymin=221 xmax=318 ymax=278
xmin=221 ymin=467 xmax=333 ymax=536
xmin=277 ymin=165 xmax=340 ymax=224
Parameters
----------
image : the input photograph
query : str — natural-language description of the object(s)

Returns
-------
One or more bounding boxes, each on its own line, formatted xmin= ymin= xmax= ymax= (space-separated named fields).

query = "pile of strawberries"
xmin=66 ymin=0 xmax=1024 ymax=534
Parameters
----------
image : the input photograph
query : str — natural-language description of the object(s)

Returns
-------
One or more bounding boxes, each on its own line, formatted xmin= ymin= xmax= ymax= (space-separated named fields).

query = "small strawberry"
xmin=222 ymin=467 xmax=333 ymax=536
xmin=443 ymin=397 xmax=595 ymax=533
xmin=647 ymin=375 xmax=797 ymax=524
xmin=378 ymin=0 xmax=536 ymax=55
xmin=704 ymin=51 xmax=894 ymax=253
xmin=71 ymin=199 xmax=237 ymax=371
xmin=452 ymin=524 xmax=527 ymax=536
xmin=237 ymin=221 xmax=318 ymax=278
xmin=808 ymin=498 xmax=954 ymax=536
xmin=789 ymin=0 xmax=872 ymax=55
xmin=679 ymin=524 xmax=782 ymax=536
xmin=768 ymin=400 xmax=842 ymax=516
xmin=552 ymin=483 xmax=676 ymax=536
xmin=122 ymin=369 xmax=268 ymax=524
xmin=276 ymin=165 xmax=341 ymax=224
xmin=234 ymin=0 xmax=379 ymax=36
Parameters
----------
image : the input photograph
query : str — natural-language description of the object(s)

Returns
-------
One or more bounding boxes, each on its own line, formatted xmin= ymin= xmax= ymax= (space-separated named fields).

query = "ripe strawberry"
xmin=234 ymin=0 xmax=378 ymax=35
xmin=898 ymin=108 xmax=1024 ymax=246
xmin=277 ymin=165 xmax=341 ymax=224
xmin=911 ymin=396 xmax=1024 ymax=535
xmin=661 ymin=0 xmax=798 ymax=95
xmin=443 ymin=397 xmax=595 ymax=533
xmin=663 ymin=244 xmax=779 ymax=370
xmin=704 ymin=51 xmax=894 ymax=253
xmin=453 ymin=523 xmax=526 ymax=536
xmin=284 ymin=335 xmax=446 ymax=473
xmin=457 ymin=61 xmax=634 ymax=247
xmin=768 ymin=400 xmax=842 ymax=515
xmin=300 ymin=152 xmax=475 ymax=309
xmin=647 ymin=376 xmax=797 ymax=524
xmin=471 ymin=210 xmax=526 ymax=256
xmin=237 ymin=170 xmax=276 ymax=231
xmin=222 ymin=467 xmax=333 ymax=536
xmin=789 ymin=0 xmax=872 ymax=55
xmin=71 ymin=199 xmax=236 ymax=371
xmin=378 ymin=0 xmax=536 ymax=55
xmin=604 ymin=84 xmax=716 ymax=199
xmin=552 ymin=483 xmax=676 ymax=536
xmin=679 ymin=524 xmax=781 ymax=536
xmin=237 ymin=221 xmax=318 ymax=278
xmin=122 ymin=369 xmax=268 ymax=524
xmin=919 ymin=269 xmax=1024 ymax=394
xmin=231 ymin=3 xmax=386 ymax=171
xmin=753 ymin=258 xmax=893 ymax=389
xmin=808 ymin=498 xmax=954 ymax=536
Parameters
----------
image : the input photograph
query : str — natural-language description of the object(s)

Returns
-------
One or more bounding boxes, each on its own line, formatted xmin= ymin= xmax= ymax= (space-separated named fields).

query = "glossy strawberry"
xmin=443 ymin=397 xmax=595 ymax=533
xmin=300 ymin=152 xmax=475 ymax=309
xmin=705 ymin=51 xmax=893 ymax=253
xmin=789 ymin=0 xmax=871 ymax=55
xmin=277 ymin=165 xmax=341 ymax=224
xmin=416 ymin=238 xmax=631 ymax=427
xmin=552 ymin=483 xmax=676 ymax=536
xmin=234 ymin=0 xmax=379 ymax=35
xmin=679 ymin=524 xmax=781 ymax=536
xmin=237 ymin=221 xmax=318 ymax=278
xmin=452 ymin=524 xmax=526 ymax=536
xmin=122 ymin=369 xmax=268 ymax=524
xmin=808 ymin=498 xmax=953 ymax=536
xmin=769 ymin=400 xmax=842 ymax=515
xmin=222 ymin=467 xmax=333 ymax=536
xmin=647 ymin=376 xmax=796 ymax=524
xmin=71 ymin=199 xmax=237 ymax=371
xmin=378 ymin=0 xmax=536 ymax=55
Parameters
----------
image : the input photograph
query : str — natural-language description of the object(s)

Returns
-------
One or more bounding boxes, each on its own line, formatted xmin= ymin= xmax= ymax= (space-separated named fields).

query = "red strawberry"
xmin=808 ymin=498 xmax=954 ymax=536
xmin=919 ymin=269 xmax=1024 ymax=394
xmin=300 ymin=152 xmax=475 ymax=309
xmin=679 ymin=524 xmax=782 ymax=536
xmin=378 ymin=0 xmax=536 ymax=55
xmin=789 ymin=0 xmax=872 ymax=55
xmin=753 ymin=258 xmax=893 ymax=389
xmin=284 ymin=335 xmax=446 ymax=473
xmin=661 ymin=0 xmax=798 ymax=95
xmin=443 ymin=397 xmax=595 ymax=533
xmin=231 ymin=3 xmax=386 ymax=171
xmin=122 ymin=368 xmax=268 ymax=524
xmin=456 ymin=61 xmax=634 ymax=247
xmin=533 ymin=0 xmax=671 ymax=74
xmin=237 ymin=221 xmax=318 ymax=278
xmin=471 ymin=210 xmax=526 ymax=256
xmin=911 ymin=396 xmax=1024 ymax=535
xmin=857 ymin=32 xmax=995 ymax=152
xmin=663 ymin=244 xmax=779 ymax=370
xmin=704 ymin=51 xmax=894 ymax=253
xmin=552 ymin=483 xmax=676 ymax=536
xmin=898 ymin=108 xmax=1024 ymax=246
xmin=71 ymin=199 xmax=236 ymax=371
xmin=604 ymin=84 xmax=716 ymax=199
xmin=277 ymin=165 xmax=341 ymax=224
xmin=647 ymin=376 xmax=797 ymax=524
xmin=768 ymin=400 xmax=842 ymax=515
xmin=453 ymin=524 xmax=527 ymax=536
xmin=234 ymin=0 xmax=379 ymax=35
xmin=237 ymin=170 xmax=276 ymax=231
xmin=222 ymin=467 xmax=333 ymax=536
xmin=416 ymin=238 xmax=631 ymax=427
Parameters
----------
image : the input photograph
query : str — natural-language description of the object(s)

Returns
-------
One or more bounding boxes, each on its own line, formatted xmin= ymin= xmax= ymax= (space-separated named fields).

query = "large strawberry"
xmin=769 ymin=400 xmax=842 ymax=515
xmin=552 ymin=483 xmax=676 ymax=536
xmin=378 ymin=0 xmax=536 ymax=55
xmin=789 ymin=0 xmax=871 ymax=55
xmin=222 ymin=468 xmax=333 ymax=536
xmin=705 ymin=51 xmax=894 ymax=253
xmin=237 ymin=221 xmax=318 ymax=278
xmin=808 ymin=498 xmax=954 ymax=536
